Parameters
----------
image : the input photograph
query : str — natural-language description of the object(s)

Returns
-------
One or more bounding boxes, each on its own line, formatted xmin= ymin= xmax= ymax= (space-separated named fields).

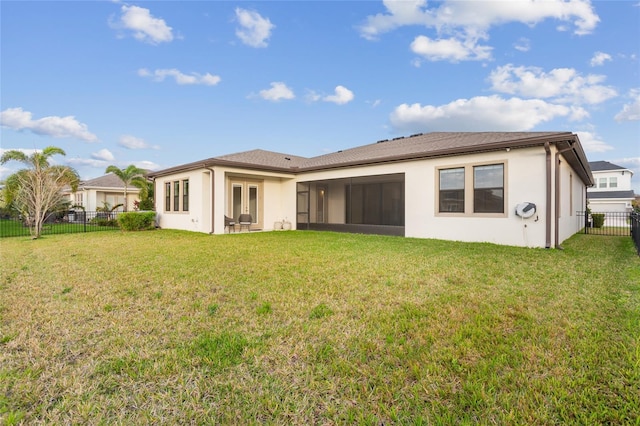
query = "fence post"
xmin=84 ymin=211 xmax=87 ymax=233
xmin=584 ymin=210 xmax=588 ymax=234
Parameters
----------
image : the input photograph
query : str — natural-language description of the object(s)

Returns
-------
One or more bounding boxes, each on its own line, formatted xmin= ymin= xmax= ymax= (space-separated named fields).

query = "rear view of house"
xmin=148 ymin=132 xmax=593 ymax=249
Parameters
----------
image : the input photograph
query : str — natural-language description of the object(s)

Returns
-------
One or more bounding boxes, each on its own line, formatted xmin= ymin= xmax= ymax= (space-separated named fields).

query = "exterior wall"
xmin=589 ymin=169 xmax=632 ymax=191
xmin=557 ymin=157 xmax=586 ymax=245
xmin=156 ymin=169 xmax=211 ymax=233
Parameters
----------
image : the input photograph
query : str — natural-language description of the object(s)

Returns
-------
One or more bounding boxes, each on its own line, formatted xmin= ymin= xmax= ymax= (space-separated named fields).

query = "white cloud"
xmin=67 ymin=157 xmax=109 ymax=168
xmin=488 ymin=64 xmax=617 ymax=105
xmin=259 ymin=82 xmax=295 ymax=101
xmin=614 ymin=88 xmax=640 ymax=122
xmin=132 ymin=160 xmax=159 ymax=171
xmin=359 ymin=0 xmax=599 ymax=40
xmin=112 ymin=5 xmax=174 ymax=44
xmin=235 ymin=8 xmax=274 ymax=48
xmin=118 ymin=134 xmax=158 ymax=150
xmin=513 ymin=37 xmax=531 ymax=52
xmin=323 ymin=86 xmax=355 ymax=105
xmin=91 ymin=149 xmax=115 ymax=162
xmin=138 ymin=68 xmax=221 ymax=86
xmin=410 ymin=35 xmax=492 ymax=62
xmin=389 ymin=95 xmax=588 ymax=133
xmin=590 ymin=51 xmax=612 ymax=67
xmin=575 ymin=131 xmax=614 ymax=153
xmin=0 ymin=107 xmax=98 ymax=142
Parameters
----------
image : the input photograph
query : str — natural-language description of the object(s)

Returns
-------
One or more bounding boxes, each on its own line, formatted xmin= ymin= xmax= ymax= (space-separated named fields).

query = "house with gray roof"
xmin=587 ymin=161 xmax=635 ymax=213
xmin=148 ymin=131 xmax=593 ymax=248
xmin=63 ymin=173 xmax=142 ymax=212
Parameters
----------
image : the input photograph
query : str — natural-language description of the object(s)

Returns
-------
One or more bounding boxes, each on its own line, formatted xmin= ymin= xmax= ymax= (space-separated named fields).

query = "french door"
xmin=230 ymin=179 xmax=263 ymax=230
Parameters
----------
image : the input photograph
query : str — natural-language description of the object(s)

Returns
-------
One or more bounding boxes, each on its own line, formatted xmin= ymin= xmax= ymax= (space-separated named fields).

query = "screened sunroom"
xmin=296 ymin=173 xmax=405 ymax=236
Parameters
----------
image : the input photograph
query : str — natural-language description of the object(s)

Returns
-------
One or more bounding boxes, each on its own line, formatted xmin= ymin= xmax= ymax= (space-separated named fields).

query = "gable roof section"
xmin=78 ymin=173 xmax=141 ymax=190
xmin=148 ymin=132 xmax=593 ymax=185
xmin=589 ymin=160 xmax=630 ymax=173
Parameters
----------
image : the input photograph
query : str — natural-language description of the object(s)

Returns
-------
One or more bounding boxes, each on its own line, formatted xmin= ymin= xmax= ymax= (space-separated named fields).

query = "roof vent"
xmin=284 ymin=157 xmax=291 ymax=161
xmin=392 ymin=136 xmax=405 ymax=141
xmin=376 ymin=139 xmax=388 ymax=143
xmin=410 ymin=133 xmax=423 ymax=138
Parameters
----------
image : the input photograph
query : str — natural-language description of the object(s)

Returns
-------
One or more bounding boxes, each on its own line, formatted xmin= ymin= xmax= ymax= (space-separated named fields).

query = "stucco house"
xmin=587 ymin=161 xmax=635 ymax=213
xmin=63 ymin=173 xmax=142 ymax=212
xmin=148 ymin=131 xmax=593 ymax=248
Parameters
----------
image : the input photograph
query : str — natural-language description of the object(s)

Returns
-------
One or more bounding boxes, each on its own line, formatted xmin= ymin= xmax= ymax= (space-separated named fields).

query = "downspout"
xmin=545 ymin=143 xmax=552 ymax=248
xmin=206 ymin=166 xmax=215 ymax=234
xmin=554 ymin=141 xmax=576 ymax=249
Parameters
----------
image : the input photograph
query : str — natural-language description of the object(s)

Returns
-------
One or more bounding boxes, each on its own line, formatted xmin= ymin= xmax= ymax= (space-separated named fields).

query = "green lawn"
xmin=1 ymin=230 xmax=638 ymax=424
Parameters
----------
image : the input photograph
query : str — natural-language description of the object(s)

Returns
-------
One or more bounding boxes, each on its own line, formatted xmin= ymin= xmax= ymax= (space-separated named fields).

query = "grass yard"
xmin=1 ymin=230 xmax=639 ymax=424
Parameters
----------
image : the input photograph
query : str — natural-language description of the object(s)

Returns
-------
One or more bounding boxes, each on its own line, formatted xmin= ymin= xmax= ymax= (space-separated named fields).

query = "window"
xmin=598 ymin=178 xmax=607 ymax=188
xmin=439 ymin=168 xmax=465 ymax=212
xmin=182 ymin=180 xmax=189 ymax=211
xmin=609 ymin=177 xmax=617 ymax=188
xmin=437 ymin=162 xmax=506 ymax=216
xmin=173 ymin=182 xmax=180 ymax=212
xmin=474 ymin=164 xmax=504 ymax=213
xmin=165 ymin=182 xmax=171 ymax=211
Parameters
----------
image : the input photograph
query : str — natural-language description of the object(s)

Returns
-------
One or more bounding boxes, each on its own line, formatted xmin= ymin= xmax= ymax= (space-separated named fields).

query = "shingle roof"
xmin=588 ymin=161 xmax=626 ymax=172
xmin=78 ymin=173 xmax=140 ymax=190
xmin=587 ymin=190 xmax=636 ymax=199
xmin=148 ymin=131 xmax=592 ymax=184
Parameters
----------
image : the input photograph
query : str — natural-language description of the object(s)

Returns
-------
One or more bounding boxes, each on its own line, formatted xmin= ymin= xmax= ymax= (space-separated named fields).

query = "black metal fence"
xmin=577 ymin=211 xmax=634 ymax=237
xmin=631 ymin=212 xmax=640 ymax=255
xmin=0 ymin=211 xmax=121 ymax=238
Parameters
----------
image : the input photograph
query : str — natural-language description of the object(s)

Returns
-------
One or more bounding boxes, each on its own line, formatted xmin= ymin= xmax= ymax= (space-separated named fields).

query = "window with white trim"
xmin=437 ymin=162 xmax=506 ymax=216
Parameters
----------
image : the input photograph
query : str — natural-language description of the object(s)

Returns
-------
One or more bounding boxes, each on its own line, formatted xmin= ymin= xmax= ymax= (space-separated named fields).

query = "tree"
xmin=105 ymin=164 xmax=146 ymax=212
xmin=1 ymin=146 xmax=80 ymax=239
xmin=131 ymin=178 xmax=154 ymax=211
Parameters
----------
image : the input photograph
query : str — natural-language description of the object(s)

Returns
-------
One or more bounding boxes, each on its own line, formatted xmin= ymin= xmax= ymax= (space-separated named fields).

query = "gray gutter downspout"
xmin=554 ymin=141 xmax=576 ymax=249
xmin=206 ymin=166 xmax=215 ymax=234
xmin=545 ymin=143 xmax=552 ymax=248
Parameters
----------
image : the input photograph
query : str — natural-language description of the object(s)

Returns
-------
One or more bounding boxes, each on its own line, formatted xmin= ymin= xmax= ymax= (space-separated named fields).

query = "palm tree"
xmin=1 ymin=146 xmax=79 ymax=239
xmin=105 ymin=164 xmax=146 ymax=212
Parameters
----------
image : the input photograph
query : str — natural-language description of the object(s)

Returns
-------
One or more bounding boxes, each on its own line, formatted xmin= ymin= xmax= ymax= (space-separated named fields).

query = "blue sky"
xmin=1 ymin=1 xmax=639 ymax=191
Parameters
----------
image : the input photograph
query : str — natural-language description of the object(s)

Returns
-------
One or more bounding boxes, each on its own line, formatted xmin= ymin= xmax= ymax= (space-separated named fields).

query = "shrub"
xmin=117 ymin=211 xmax=156 ymax=231
xmin=90 ymin=217 xmax=118 ymax=227
xmin=592 ymin=213 xmax=605 ymax=228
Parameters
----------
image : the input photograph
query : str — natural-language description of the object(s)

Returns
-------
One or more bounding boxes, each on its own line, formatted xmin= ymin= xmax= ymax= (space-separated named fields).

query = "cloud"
xmin=389 ymin=95 xmax=588 ymax=133
xmin=118 ymin=134 xmax=159 ymax=150
xmin=91 ymin=149 xmax=115 ymax=162
xmin=138 ymin=68 xmax=221 ymax=86
xmin=513 ymin=37 xmax=531 ymax=52
xmin=259 ymin=82 xmax=295 ymax=101
xmin=235 ymin=8 xmax=274 ymax=48
xmin=132 ymin=160 xmax=160 ymax=171
xmin=590 ymin=51 xmax=612 ymax=67
xmin=614 ymin=88 xmax=640 ymax=122
xmin=0 ymin=107 xmax=98 ymax=142
xmin=112 ymin=5 xmax=174 ymax=44
xmin=575 ymin=131 xmax=614 ymax=153
xmin=488 ymin=64 xmax=617 ymax=105
xmin=67 ymin=157 xmax=110 ymax=168
xmin=410 ymin=35 xmax=492 ymax=62
xmin=359 ymin=0 xmax=599 ymax=40
xmin=323 ymin=86 xmax=355 ymax=105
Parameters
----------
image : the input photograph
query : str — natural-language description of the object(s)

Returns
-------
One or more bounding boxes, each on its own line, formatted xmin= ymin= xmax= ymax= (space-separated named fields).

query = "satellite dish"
xmin=515 ymin=202 xmax=536 ymax=219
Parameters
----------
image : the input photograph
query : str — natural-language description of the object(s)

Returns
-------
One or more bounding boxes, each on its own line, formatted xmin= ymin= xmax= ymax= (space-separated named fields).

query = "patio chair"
xmin=238 ymin=214 xmax=252 ymax=232
xmin=224 ymin=215 xmax=236 ymax=233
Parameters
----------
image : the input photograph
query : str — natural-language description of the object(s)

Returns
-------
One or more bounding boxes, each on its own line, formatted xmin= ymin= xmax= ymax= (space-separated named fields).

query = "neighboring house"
xmin=587 ymin=161 xmax=635 ymax=213
xmin=63 ymin=173 xmax=142 ymax=212
xmin=148 ymin=132 xmax=593 ymax=249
